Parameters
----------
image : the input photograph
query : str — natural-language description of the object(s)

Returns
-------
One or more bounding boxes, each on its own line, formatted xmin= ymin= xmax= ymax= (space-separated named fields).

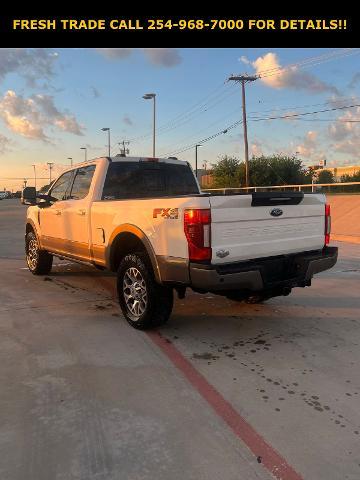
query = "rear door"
xmin=209 ymin=192 xmax=326 ymax=264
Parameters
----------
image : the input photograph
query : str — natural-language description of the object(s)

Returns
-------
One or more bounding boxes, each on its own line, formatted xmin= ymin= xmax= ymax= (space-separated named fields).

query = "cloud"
xmin=143 ymin=49 xmax=182 ymax=67
xmin=0 ymin=134 xmax=11 ymax=155
xmin=296 ymin=130 xmax=320 ymax=158
xmin=250 ymin=139 xmax=264 ymax=156
xmin=0 ymin=90 xmax=84 ymax=140
xmin=348 ymin=73 xmax=360 ymax=89
xmin=252 ymin=52 xmax=338 ymax=95
xmin=91 ymin=86 xmax=101 ymax=98
xmin=239 ymin=55 xmax=250 ymax=65
xmin=328 ymin=106 xmax=360 ymax=157
xmin=0 ymin=49 xmax=58 ymax=87
xmin=328 ymin=107 xmax=360 ymax=141
xmin=96 ymin=48 xmax=182 ymax=67
xmin=95 ymin=48 xmax=133 ymax=60
xmin=122 ymin=115 xmax=133 ymax=126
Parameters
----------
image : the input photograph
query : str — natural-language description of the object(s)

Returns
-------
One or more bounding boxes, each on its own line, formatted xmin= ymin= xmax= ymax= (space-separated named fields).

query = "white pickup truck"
xmin=22 ymin=156 xmax=337 ymax=329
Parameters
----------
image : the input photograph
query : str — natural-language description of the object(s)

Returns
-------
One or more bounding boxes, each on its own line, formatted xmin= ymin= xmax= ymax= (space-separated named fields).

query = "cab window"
xmin=70 ymin=165 xmax=96 ymax=200
xmin=50 ymin=171 xmax=74 ymax=201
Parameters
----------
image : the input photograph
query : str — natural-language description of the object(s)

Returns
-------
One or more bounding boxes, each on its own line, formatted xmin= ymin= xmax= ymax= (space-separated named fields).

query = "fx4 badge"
xmin=153 ymin=208 xmax=179 ymax=219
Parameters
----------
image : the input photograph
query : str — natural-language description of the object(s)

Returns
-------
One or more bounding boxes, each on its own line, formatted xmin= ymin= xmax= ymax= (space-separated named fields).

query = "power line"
xmin=286 ymin=118 xmax=360 ymax=123
xmin=256 ymin=49 xmax=359 ymax=79
xmin=164 ymin=103 xmax=360 ymax=157
xmin=111 ymin=83 xmax=238 ymax=154
xmin=249 ymin=103 xmax=360 ymax=122
xmin=111 ymin=49 xmax=359 ymax=155
xmin=159 ymin=97 xmax=360 ymax=156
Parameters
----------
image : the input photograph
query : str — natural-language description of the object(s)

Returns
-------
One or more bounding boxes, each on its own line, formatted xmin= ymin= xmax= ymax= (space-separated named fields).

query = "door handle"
xmin=77 ymin=209 xmax=86 ymax=216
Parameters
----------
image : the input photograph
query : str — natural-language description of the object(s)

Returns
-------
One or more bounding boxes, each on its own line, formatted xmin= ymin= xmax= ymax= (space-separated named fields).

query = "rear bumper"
xmin=189 ymin=246 xmax=338 ymax=292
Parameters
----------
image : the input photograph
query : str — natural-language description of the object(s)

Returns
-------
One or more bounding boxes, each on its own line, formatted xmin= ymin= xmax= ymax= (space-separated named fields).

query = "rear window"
xmin=102 ymin=162 xmax=199 ymax=200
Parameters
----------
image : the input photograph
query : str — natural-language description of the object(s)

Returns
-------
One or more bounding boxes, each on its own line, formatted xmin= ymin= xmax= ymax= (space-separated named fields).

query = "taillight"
xmin=325 ymin=203 xmax=331 ymax=245
xmin=184 ymin=209 xmax=211 ymax=261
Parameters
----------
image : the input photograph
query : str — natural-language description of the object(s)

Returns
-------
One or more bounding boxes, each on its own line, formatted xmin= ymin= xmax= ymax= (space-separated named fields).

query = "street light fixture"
xmin=195 ymin=144 xmax=202 ymax=179
xmin=67 ymin=157 xmax=73 ymax=166
xmin=142 ymin=93 xmax=156 ymax=157
xmin=80 ymin=147 xmax=87 ymax=162
xmin=101 ymin=128 xmax=111 ymax=157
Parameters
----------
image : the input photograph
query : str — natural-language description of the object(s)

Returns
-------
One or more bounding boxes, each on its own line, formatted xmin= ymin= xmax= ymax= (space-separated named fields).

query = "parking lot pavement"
xmin=1 ymin=199 xmax=360 ymax=480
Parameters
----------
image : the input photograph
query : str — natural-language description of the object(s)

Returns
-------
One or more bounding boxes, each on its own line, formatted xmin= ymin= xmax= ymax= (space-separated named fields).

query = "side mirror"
xmin=21 ymin=186 xmax=37 ymax=205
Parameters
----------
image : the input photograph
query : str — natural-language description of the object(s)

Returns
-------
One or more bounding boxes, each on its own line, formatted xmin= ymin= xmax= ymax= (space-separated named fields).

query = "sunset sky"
xmin=0 ymin=48 xmax=360 ymax=191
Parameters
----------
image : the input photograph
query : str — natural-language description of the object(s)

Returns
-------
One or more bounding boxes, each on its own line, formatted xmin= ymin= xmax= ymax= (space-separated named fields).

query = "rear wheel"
xmin=117 ymin=253 xmax=173 ymax=330
xmin=25 ymin=231 xmax=53 ymax=275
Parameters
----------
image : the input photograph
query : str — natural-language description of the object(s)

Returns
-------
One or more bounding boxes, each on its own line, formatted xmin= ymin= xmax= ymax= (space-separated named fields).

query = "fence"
xmin=202 ymin=182 xmax=360 ymax=195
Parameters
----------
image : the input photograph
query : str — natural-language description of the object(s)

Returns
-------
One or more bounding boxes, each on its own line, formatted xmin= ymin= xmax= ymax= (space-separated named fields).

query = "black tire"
xmin=25 ymin=231 xmax=53 ymax=275
xmin=117 ymin=253 xmax=173 ymax=330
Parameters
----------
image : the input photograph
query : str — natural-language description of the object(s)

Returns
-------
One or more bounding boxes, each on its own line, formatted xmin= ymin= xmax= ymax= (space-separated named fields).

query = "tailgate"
xmin=209 ymin=192 xmax=326 ymax=264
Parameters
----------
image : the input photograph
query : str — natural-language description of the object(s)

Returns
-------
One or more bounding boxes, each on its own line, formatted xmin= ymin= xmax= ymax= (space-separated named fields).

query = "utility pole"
xmin=68 ymin=157 xmax=73 ymax=166
xmin=119 ymin=140 xmax=130 ymax=156
xmin=47 ymin=162 xmax=54 ymax=184
xmin=32 ymin=164 xmax=37 ymax=191
xmin=195 ymin=144 xmax=202 ymax=179
xmin=228 ymin=74 xmax=258 ymax=189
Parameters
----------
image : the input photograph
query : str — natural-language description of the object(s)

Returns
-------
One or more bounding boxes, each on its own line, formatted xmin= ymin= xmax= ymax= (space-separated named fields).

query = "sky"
xmin=0 ymin=47 xmax=360 ymax=191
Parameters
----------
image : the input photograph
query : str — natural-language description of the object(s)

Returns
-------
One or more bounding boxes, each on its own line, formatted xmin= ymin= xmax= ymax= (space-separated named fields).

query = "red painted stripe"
xmin=147 ymin=331 xmax=303 ymax=480
xmin=95 ymin=276 xmax=302 ymax=479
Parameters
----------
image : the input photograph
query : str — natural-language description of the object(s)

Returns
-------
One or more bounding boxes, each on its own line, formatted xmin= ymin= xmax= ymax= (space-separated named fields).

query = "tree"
xmin=211 ymin=154 xmax=312 ymax=188
xmin=316 ymin=170 xmax=335 ymax=184
xmin=249 ymin=155 xmax=312 ymax=186
xmin=211 ymin=156 xmax=244 ymax=188
xmin=340 ymin=170 xmax=360 ymax=182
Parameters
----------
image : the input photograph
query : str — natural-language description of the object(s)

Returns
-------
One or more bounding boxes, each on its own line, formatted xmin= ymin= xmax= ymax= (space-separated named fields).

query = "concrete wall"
xmin=327 ymin=195 xmax=360 ymax=244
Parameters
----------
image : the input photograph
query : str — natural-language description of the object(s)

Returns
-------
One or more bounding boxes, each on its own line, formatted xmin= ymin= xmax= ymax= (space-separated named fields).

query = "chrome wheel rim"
xmin=27 ymin=238 xmax=38 ymax=270
xmin=123 ymin=267 xmax=147 ymax=320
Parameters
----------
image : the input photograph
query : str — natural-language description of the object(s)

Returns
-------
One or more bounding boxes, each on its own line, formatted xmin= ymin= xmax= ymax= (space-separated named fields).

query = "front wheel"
xmin=25 ymin=231 xmax=53 ymax=275
xmin=117 ymin=253 xmax=173 ymax=330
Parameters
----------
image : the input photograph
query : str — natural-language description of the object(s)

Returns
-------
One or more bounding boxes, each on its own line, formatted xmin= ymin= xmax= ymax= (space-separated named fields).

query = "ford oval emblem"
xmin=270 ymin=208 xmax=283 ymax=217
xmin=216 ymin=249 xmax=230 ymax=258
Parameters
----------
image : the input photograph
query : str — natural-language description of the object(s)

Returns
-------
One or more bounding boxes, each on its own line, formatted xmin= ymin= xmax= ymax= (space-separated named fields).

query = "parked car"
xmin=22 ymin=156 xmax=337 ymax=329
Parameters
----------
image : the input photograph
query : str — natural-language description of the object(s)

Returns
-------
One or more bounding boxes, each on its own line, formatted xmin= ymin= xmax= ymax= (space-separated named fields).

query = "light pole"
xmin=68 ymin=157 xmax=73 ymax=166
xmin=228 ymin=74 xmax=258 ymax=189
xmin=195 ymin=144 xmax=202 ymax=179
xmin=80 ymin=147 xmax=87 ymax=162
xmin=142 ymin=93 xmax=156 ymax=157
xmin=47 ymin=162 xmax=54 ymax=184
xmin=32 ymin=164 xmax=37 ymax=191
xmin=101 ymin=128 xmax=111 ymax=157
